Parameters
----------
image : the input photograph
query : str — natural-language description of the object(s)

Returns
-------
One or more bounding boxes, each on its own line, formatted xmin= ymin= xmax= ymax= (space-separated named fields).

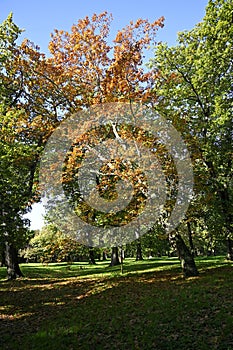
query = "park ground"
xmin=0 ymin=256 xmax=233 ymax=350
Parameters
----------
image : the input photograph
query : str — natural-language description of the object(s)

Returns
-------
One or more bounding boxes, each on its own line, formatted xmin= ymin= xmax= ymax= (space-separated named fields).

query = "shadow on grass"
xmin=0 ymin=263 xmax=232 ymax=350
xmin=0 ymin=256 xmax=229 ymax=282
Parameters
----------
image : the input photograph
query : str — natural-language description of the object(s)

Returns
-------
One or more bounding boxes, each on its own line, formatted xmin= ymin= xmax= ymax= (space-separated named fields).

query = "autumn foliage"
xmin=48 ymin=12 xmax=164 ymax=107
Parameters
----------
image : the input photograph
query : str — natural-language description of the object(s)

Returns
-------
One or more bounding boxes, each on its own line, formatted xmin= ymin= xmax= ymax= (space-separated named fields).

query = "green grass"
xmin=0 ymin=257 xmax=233 ymax=350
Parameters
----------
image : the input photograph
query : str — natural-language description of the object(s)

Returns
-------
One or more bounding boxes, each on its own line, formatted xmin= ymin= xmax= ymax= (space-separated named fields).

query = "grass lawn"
xmin=0 ymin=256 xmax=233 ymax=350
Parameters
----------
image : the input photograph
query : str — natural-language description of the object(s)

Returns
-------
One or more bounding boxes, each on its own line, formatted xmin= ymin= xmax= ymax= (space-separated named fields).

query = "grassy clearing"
xmin=0 ymin=257 xmax=233 ymax=350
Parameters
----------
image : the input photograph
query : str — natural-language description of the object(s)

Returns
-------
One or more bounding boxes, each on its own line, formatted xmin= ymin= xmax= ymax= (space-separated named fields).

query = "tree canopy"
xmin=0 ymin=0 xmax=232 ymax=279
xmin=149 ymin=0 xmax=233 ymax=257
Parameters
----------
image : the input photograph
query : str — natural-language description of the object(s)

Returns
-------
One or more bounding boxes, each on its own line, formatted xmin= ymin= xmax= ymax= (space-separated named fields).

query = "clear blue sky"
xmin=1 ymin=0 xmax=208 ymax=230
xmin=1 ymin=0 xmax=208 ymax=53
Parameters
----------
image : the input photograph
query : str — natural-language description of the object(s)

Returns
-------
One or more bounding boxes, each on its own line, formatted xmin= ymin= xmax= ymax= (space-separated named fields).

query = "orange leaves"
xmin=107 ymin=16 xmax=165 ymax=103
xmin=2 ymin=12 xmax=167 ymax=138
xmin=46 ymin=12 xmax=165 ymax=107
xmin=113 ymin=16 xmax=164 ymax=48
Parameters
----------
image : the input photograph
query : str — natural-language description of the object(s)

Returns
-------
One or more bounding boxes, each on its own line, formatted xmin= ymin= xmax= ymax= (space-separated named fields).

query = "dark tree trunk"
xmin=88 ymin=247 xmax=96 ymax=265
xmin=227 ymin=238 xmax=233 ymax=261
xmin=120 ymin=248 xmax=124 ymax=274
xmin=109 ymin=247 xmax=120 ymax=266
xmin=102 ymin=251 xmax=107 ymax=261
xmin=217 ymin=187 xmax=233 ymax=259
xmin=135 ymin=240 xmax=143 ymax=261
xmin=187 ymin=221 xmax=195 ymax=257
xmin=0 ymin=244 xmax=5 ymax=267
xmin=5 ymin=242 xmax=23 ymax=280
xmin=174 ymin=233 xmax=199 ymax=277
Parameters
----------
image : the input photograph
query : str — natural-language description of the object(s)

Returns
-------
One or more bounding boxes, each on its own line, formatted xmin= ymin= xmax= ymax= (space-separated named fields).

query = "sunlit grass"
xmin=0 ymin=257 xmax=181 ymax=281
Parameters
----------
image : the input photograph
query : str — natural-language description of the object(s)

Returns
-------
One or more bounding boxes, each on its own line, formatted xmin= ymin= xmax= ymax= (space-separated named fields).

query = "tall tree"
xmin=0 ymin=14 xmax=32 ymax=279
xmin=0 ymin=14 xmax=63 ymax=279
xmin=0 ymin=12 xmax=165 ymax=278
xmin=43 ymin=14 xmax=166 ymax=251
xmin=150 ymin=0 xmax=233 ymax=265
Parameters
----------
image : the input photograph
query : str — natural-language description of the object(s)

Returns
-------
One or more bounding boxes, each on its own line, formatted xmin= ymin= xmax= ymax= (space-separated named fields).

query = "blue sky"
xmin=1 ymin=0 xmax=208 ymax=229
xmin=1 ymin=0 xmax=208 ymax=53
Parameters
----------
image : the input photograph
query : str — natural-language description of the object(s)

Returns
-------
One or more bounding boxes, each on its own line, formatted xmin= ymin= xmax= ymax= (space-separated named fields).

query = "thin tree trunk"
xmin=88 ymin=247 xmax=96 ymax=265
xmin=207 ymin=235 xmax=214 ymax=256
xmin=174 ymin=233 xmax=199 ymax=277
xmin=135 ymin=240 xmax=143 ymax=261
xmin=187 ymin=221 xmax=195 ymax=257
xmin=0 ymin=244 xmax=5 ymax=267
xmin=109 ymin=247 xmax=120 ymax=266
xmin=120 ymin=247 xmax=124 ymax=274
xmin=102 ymin=251 xmax=107 ymax=261
xmin=5 ymin=242 xmax=23 ymax=280
xmin=227 ymin=238 xmax=233 ymax=261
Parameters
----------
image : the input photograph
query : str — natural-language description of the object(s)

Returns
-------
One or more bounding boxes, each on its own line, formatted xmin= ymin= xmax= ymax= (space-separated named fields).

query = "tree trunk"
xmin=227 ymin=238 xmax=233 ymax=261
xmin=109 ymin=247 xmax=120 ymax=266
xmin=135 ymin=240 xmax=143 ymax=261
xmin=88 ymin=247 xmax=96 ymax=265
xmin=0 ymin=243 xmax=5 ymax=267
xmin=187 ymin=221 xmax=195 ymax=257
xmin=174 ymin=233 xmax=199 ymax=277
xmin=5 ymin=242 xmax=23 ymax=280
xmin=102 ymin=251 xmax=107 ymax=261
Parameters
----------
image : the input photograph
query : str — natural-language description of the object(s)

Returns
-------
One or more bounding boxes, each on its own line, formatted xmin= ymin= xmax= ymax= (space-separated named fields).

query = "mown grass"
xmin=0 ymin=256 xmax=232 ymax=350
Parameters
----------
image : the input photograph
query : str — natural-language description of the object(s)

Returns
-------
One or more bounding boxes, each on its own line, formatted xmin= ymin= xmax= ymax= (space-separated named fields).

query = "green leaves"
xmin=150 ymin=0 xmax=233 ymax=241
xmin=0 ymin=13 xmax=22 ymax=60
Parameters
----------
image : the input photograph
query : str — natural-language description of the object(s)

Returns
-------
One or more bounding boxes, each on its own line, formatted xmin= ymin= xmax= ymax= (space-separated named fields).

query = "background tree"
xmin=109 ymin=246 xmax=120 ymax=266
xmin=23 ymin=224 xmax=87 ymax=263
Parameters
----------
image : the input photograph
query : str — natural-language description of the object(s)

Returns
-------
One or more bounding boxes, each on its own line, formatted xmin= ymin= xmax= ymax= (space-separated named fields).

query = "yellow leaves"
xmin=115 ymin=31 xmax=123 ymax=43
xmin=92 ymin=14 xmax=98 ymax=22
xmin=48 ymin=41 xmax=56 ymax=54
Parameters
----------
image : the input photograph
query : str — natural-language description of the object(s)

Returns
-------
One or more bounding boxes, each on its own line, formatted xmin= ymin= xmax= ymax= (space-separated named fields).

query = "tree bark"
xmin=5 ymin=242 xmax=23 ymax=280
xmin=0 ymin=243 xmax=5 ymax=267
xmin=187 ymin=221 xmax=195 ymax=257
xmin=102 ymin=251 xmax=107 ymax=261
xmin=109 ymin=247 xmax=120 ymax=266
xmin=174 ymin=233 xmax=199 ymax=277
xmin=227 ymin=238 xmax=233 ymax=261
xmin=88 ymin=247 xmax=96 ymax=265
xmin=135 ymin=240 xmax=143 ymax=261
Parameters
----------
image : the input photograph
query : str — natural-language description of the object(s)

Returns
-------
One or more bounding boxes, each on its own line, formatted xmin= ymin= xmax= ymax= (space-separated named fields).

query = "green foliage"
xmin=126 ymin=229 xmax=171 ymax=258
xmin=150 ymin=0 xmax=233 ymax=242
xmin=0 ymin=13 xmax=22 ymax=49
xmin=23 ymin=224 xmax=88 ymax=263
xmin=0 ymin=104 xmax=40 ymax=250
xmin=0 ymin=13 xmax=23 ymax=105
xmin=1 ymin=1 xmax=232 ymax=275
xmin=0 ymin=15 xmax=40 ymax=257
